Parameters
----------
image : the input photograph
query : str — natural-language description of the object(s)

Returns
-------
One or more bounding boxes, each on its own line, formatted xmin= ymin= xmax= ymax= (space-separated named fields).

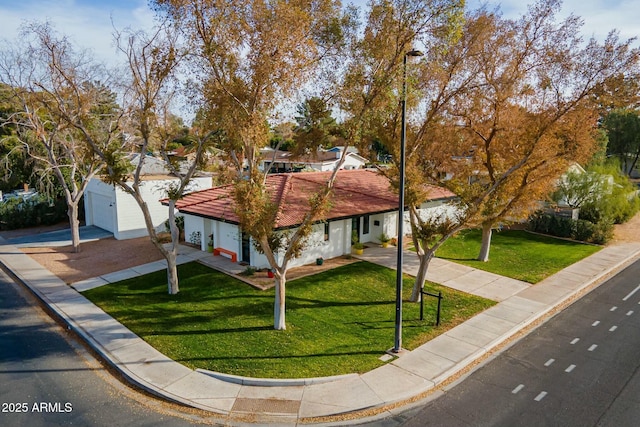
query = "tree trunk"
xmin=166 ymin=251 xmax=179 ymax=295
xmin=166 ymin=200 xmax=180 ymax=295
xmin=629 ymin=149 xmax=640 ymax=176
xmin=67 ymin=202 xmax=81 ymax=253
xmin=478 ymin=221 xmax=493 ymax=262
xmin=273 ymin=270 xmax=286 ymax=330
xmin=410 ymin=250 xmax=434 ymax=302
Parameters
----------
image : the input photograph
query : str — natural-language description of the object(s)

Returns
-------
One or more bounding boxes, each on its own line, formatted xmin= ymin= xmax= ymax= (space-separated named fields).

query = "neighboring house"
xmin=129 ymin=153 xmax=171 ymax=175
xmin=553 ymin=163 xmax=619 ymax=206
xmin=84 ymin=175 xmax=212 ymax=240
xmin=259 ymin=147 xmax=368 ymax=173
xmin=0 ymin=183 xmax=38 ymax=203
xmin=171 ymin=169 xmax=456 ymax=269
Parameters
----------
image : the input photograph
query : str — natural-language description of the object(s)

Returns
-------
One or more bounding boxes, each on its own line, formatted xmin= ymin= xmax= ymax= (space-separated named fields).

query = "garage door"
xmin=90 ymin=193 xmax=114 ymax=232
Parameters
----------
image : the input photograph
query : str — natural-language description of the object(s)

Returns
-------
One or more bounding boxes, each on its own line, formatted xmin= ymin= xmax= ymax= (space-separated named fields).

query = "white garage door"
xmin=90 ymin=193 xmax=114 ymax=232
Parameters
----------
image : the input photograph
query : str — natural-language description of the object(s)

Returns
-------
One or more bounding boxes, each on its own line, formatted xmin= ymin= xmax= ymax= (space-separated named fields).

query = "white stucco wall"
xmin=219 ymin=222 xmax=240 ymax=254
xmin=342 ymin=154 xmax=366 ymax=170
xmin=183 ymin=215 xmax=204 ymax=247
xmin=84 ymin=180 xmax=116 ymax=232
xmin=188 ymin=218 xmax=352 ymax=270
xmin=418 ymin=199 xmax=459 ymax=223
xmin=178 ymin=202 xmax=456 ymax=270
xmin=85 ymin=176 xmax=212 ymax=240
xmin=280 ymin=220 xmax=349 ymax=268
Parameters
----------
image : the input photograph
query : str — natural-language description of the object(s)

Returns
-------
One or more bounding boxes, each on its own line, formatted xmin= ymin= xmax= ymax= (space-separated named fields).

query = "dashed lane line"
xmin=534 ymin=392 xmax=547 ymax=402
xmin=512 ymin=384 xmax=524 ymax=394
xmin=622 ymin=284 xmax=640 ymax=301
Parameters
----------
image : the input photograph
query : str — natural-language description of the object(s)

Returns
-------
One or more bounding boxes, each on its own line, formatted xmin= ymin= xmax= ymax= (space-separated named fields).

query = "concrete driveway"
xmin=6 ymin=225 xmax=112 ymax=248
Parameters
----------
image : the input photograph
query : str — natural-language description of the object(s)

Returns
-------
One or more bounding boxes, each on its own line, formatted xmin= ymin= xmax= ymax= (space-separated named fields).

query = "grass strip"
xmin=83 ymin=261 xmax=494 ymax=378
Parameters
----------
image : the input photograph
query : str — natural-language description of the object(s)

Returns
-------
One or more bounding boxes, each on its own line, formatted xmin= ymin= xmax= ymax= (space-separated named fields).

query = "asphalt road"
xmin=0 ymin=268 xmax=220 ymax=427
xmin=373 ymin=258 xmax=640 ymax=427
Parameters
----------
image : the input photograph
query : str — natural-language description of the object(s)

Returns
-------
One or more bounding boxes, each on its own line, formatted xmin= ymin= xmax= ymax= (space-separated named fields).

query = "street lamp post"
xmin=393 ymin=49 xmax=424 ymax=354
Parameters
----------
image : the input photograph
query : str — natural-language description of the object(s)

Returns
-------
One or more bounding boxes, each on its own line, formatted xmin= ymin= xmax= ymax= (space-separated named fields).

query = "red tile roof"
xmin=172 ymin=169 xmax=455 ymax=229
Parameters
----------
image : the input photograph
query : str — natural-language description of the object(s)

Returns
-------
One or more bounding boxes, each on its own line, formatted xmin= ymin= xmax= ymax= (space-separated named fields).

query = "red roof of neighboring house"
xmin=172 ymin=169 xmax=455 ymax=229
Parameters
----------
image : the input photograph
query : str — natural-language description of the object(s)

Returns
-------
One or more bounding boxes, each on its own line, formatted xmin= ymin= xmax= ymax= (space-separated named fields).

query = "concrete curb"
xmin=197 ymin=369 xmax=360 ymax=387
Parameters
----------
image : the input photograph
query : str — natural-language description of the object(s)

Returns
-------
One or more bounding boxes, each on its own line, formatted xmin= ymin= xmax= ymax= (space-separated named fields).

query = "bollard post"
xmin=420 ymin=289 xmax=443 ymax=326
xmin=436 ymin=291 xmax=442 ymax=326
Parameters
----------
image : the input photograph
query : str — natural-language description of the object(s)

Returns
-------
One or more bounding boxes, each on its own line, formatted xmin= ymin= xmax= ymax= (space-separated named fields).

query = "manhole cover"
xmin=231 ymin=398 xmax=300 ymax=414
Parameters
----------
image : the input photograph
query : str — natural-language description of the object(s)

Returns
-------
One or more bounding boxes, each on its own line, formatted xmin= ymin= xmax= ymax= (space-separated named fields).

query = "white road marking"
xmin=565 ymin=364 xmax=576 ymax=373
xmin=512 ymin=384 xmax=524 ymax=394
xmin=592 ymin=321 xmax=600 ymax=326
xmin=610 ymin=306 xmax=618 ymax=311
xmin=534 ymin=391 xmax=547 ymax=401
xmin=623 ymin=284 xmax=640 ymax=301
xmin=588 ymin=344 xmax=598 ymax=352
xmin=627 ymin=310 xmax=634 ymax=316
xmin=610 ymin=325 xmax=618 ymax=332
xmin=570 ymin=338 xmax=580 ymax=345
xmin=544 ymin=359 xmax=555 ymax=367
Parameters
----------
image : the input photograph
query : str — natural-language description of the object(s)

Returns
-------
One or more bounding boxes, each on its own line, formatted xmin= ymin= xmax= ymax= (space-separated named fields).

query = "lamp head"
xmin=405 ymin=49 xmax=424 ymax=57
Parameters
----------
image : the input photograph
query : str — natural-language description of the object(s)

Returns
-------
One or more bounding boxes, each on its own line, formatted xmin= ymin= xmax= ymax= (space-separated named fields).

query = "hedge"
xmin=0 ymin=195 xmax=68 ymax=230
xmin=528 ymin=211 xmax=612 ymax=245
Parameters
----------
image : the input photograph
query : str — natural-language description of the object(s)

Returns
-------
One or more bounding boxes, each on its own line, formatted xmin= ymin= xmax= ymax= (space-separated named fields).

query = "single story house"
xmin=84 ymin=175 xmax=212 ymax=240
xmin=259 ymin=147 xmax=368 ymax=173
xmin=170 ymin=169 xmax=456 ymax=269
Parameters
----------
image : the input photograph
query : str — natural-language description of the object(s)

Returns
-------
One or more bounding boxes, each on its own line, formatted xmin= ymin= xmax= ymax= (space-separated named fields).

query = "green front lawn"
xmin=82 ymin=261 xmax=494 ymax=379
xmin=435 ymin=229 xmax=601 ymax=283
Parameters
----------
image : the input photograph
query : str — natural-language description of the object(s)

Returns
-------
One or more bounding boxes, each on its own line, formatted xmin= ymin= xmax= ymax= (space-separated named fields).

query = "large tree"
xmin=603 ymin=108 xmax=640 ymax=175
xmin=153 ymin=0 xmax=354 ymax=328
xmin=370 ymin=0 xmax=639 ymax=301
xmin=334 ymin=0 xmax=466 ymax=306
xmin=0 ymin=23 xmax=120 ymax=252
xmin=291 ymin=96 xmax=341 ymax=155
xmin=0 ymin=83 xmax=36 ymax=192
xmin=452 ymin=0 xmax=639 ymax=262
xmin=367 ymin=7 xmax=486 ymax=302
xmin=78 ymin=24 xmax=215 ymax=295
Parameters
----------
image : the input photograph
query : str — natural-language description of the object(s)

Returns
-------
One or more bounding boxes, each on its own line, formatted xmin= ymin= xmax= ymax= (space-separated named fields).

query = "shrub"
xmin=591 ymin=220 xmax=614 ymax=245
xmin=574 ymin=219 xmax=595 ymax=242
xmin=578 ymin=203 xmax=601 ymax=223
xmin=240 ymin=266 xmax=256 ymax=276
xmin=528 ymin=211 xmax=552 ymax=234
xmin=528 ymin=212 xmax=575 ymax=238
xmin=164 ymin=215 xmax=185 ymax=232
xmin=0 ymin=195 xmax=67 ymax=230
xmin=528 ymin=211 xmax=613 ymax=244
xmin=551 ymin=216 xmax=575 ymax=238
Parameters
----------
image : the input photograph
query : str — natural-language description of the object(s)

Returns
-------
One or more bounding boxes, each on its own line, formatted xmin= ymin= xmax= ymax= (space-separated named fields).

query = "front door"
xmin=241 ymin=232 xmax=251 ymax=264
xmin=351 ymin=216 xmax=361 ymax=244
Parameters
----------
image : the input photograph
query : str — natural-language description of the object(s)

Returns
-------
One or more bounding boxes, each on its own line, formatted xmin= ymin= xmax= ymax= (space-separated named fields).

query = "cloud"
xmin=0 ymin=0 xmax=156 ymax=66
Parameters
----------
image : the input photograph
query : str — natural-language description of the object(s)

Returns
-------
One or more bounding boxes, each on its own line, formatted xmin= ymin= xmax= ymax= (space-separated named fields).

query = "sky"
xmin=0 ymin=0 xmax=156 ymax=65
xmin=0 ymin=0 xmax=637 ymax=67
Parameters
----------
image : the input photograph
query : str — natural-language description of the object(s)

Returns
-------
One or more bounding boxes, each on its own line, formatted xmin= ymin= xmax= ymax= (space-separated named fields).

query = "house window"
xmin=324 ymin=222 xmax=330 ymax=241
xmin=363 ymin=215 xmax=370 ymax=234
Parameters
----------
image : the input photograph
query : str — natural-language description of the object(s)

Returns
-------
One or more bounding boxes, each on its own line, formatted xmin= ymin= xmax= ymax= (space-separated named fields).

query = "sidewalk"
xmin=2 ymin=236 xmax=640 ymax=425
